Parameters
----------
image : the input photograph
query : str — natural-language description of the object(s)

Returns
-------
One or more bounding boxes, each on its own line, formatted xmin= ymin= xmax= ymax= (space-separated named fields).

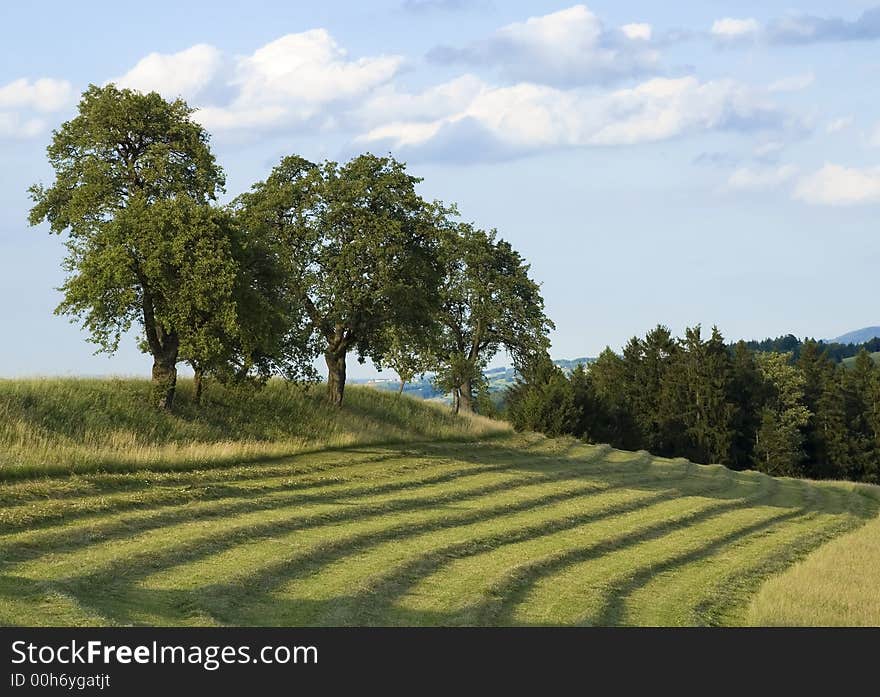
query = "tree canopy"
xmin=234 ymin=153 xmax=444 ymax=405
xmin=28 ymin=84 xmax=229 ymax=409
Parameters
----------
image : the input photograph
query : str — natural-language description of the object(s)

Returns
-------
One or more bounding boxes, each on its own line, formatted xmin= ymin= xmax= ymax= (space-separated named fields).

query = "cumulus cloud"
xmin=112 ymin=30 xmax=403 ymax=133
xmin=711 ymin=18 xmax=760 ymax=41
xmin=0 ymin=77 xmax=73 ymax=139
xmin=357 ymin=76 xmax=792 ymax=160
xmin=727 ymin=164 xmax=798 ymax=191
xmin=767 ymin=72 xmax=815 ymax=93
xmin=112 ymin=44 xmax=223 ymax=98
xmin=0 ymin=78 xmax=73 ymax=112
xmin=427 ymin=4 xmax=660 ymax=86
xmin=794 ymin=164 xmax=880 ymax=205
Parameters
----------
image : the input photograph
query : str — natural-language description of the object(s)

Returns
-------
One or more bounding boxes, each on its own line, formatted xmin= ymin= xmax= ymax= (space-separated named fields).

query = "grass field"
xmin=1 ymin=379 xmax=879 ymax=626
xmin=842 ymin=351 xmax=880 ymax=368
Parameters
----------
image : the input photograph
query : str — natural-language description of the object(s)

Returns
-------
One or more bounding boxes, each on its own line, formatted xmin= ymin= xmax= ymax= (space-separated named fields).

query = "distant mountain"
xmin=829 ymin=326 xmax=880 ymax=344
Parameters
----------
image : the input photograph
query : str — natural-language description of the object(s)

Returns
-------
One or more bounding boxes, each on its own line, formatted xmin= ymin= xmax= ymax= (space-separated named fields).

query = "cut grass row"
xmin=2 ymin=431 xmax=877 ymax=626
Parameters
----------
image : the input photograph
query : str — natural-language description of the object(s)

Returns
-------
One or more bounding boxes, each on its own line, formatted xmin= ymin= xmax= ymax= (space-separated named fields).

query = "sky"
xmin=1 ymin=1 xmax=879 ymax=379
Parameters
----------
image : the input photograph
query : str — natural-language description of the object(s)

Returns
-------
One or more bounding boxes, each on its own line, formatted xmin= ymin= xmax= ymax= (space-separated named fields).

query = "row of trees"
xmin=507 ymin=326 xmax=880 ymax=483
xmin=742 ymin=334 xmax=880 ymax=363
xmin=29 ymin=85 xmax=552 ymax=410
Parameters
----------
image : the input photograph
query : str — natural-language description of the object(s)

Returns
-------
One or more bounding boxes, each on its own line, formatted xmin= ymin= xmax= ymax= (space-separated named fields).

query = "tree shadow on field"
xmin=5 ymin=440 xmax=878 ymax=627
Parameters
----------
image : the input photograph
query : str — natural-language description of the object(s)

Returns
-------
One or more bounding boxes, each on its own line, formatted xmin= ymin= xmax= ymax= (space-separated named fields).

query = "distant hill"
xmin=830 ymin=326 xmax=880 ymax=344
xmin=356 ymin=356 xmax=596 ymax=402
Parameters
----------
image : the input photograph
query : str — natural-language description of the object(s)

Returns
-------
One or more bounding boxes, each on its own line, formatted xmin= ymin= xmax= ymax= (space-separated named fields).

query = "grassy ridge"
xmin=1 ymin=378 xmax=878 ymax=626
xmin=0 ymin=378 xmax=506 ymax=479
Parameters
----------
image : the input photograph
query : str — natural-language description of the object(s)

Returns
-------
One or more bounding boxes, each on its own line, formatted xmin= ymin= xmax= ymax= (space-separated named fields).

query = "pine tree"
xmin=729 ymin=341 xmax=763 ymax=469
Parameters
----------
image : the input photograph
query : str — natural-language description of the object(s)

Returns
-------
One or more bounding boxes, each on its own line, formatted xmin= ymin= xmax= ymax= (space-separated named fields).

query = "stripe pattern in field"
xmin=1 ymin=435 xmax=877 ymax=626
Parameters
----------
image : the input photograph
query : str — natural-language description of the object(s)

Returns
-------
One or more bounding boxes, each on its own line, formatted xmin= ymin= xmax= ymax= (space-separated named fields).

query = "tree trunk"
xmin=325 ymin=351 xmax=347 ymax=406
xmin=151 ymin=348 xmax=179 ymax=411
xmin=397 ymin=380 xmax=406 ymax=397
xmin=459 ymin=379 xmax=474 ymax=413
xmin=452 ymin=388 xmax=460 ymax=414
xmin=193 ymin=367 xmax=204 ymax=406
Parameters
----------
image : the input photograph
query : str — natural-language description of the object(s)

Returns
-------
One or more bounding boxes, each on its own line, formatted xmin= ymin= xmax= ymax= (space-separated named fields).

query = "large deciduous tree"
xmin=234 ymin=154 xmax=443 ymax=406
xmin=434 ymin=224 xmax=553 ymax=413
xmin=28 ymin=85 xmax=229 ymax=409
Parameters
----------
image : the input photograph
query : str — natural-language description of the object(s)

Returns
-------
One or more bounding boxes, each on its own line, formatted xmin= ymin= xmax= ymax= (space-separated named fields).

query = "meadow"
xmin=1 ymin=378 xmax=878 ymax=626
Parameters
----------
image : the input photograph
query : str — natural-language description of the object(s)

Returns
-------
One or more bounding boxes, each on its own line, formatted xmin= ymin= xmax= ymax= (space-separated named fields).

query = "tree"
xmin=729 ymin=341 xmax=763 ymax=469
xmin=505 ymin=354 xmax=579 ymax=436
xmin=797 ymin=340 xmax=841 ymax=478
xmin=840 ymin=350 xmax=878 ymax=481
xmin=585 ymin=347 xmax=640 ymax=449
xmin=433 ymin=224 xmax=553 ymax=413
xmin=234 ymin=154 xmax=443 ymax=406
xmin=753 ymin=352 xmax=811 ymax=476
xmin=676 ymin=326 xmax=736 ymax=465
xmin=620 ymin=326 xmax=681 ymax=456
xmin=183 ymin=210 xmax=318 ymax=404
xmin=28 ymin=85 xmax=226 ymax=409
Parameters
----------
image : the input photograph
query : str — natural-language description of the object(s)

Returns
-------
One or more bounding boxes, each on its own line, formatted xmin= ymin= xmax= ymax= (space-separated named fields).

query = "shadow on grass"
xmin=2 ymin=438 xmax=876 ymax=627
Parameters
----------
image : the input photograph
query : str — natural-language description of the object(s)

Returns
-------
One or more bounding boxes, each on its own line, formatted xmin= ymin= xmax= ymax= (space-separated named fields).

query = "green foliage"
xmin=508 ymin=326 xmax=878 ymax=484
xmin=28 ymin=85 xmax=230 ymax=409
xmin=505 ymin=354 xmax=579 ymax=436
xmin=432 ymin=224 xmax=553 ymax=412
xmin=234 ymin=154 xmax=444 ymax=405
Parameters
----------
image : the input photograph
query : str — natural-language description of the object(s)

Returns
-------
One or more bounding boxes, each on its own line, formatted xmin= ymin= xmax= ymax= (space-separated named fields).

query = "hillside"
xmin=0 ymin=378 xmax=506 ymax=479
xmin=830 ymin=326 xmax=880 ymax=344
xmin=1 ymin=379 xmax=878 ymax=627
xmin=841 ymin=352 xmax=880 ymax=368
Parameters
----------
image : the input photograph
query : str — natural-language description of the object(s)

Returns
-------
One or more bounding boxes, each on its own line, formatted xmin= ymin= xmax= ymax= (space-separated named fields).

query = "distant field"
xmin=841 ymin=351 xmax=880 ymax=368
xmin=1 ymin=380 xmax=878 ymax=627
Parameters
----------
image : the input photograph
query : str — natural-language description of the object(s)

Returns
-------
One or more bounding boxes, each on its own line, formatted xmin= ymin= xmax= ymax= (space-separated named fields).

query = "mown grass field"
xmin=1 ymin=379 xmax=878 ymax=626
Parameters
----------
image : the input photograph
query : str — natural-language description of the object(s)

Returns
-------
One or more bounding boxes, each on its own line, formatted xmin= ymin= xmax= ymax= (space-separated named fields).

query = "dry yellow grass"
xmin=745 ymin=483 xmax=880 ymax=626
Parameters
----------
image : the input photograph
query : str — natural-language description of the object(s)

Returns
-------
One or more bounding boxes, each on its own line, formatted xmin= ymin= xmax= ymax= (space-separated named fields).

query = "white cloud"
xmin=711 ymin=18 xmax=760 ymax=40
xmin=358 ymin=76 xmax=790 ymax=158
xmin=767 ymin=72 xmax=815 ymax=93
xmin=727 ymin=164 xmax=798 ymax=191
xmin=0 ymin=112 xmax=46 ymax=139
xmin=0 ymin=77 xmax=73 ymax=140
xmin=869 ymin=123 xmax=880 ymax=146
xmin=621 ymin=23 xmax=652 ymax=41
xmin=356 ymin=74 xmax=486 ymax=127
xmin=203 ymin=30 xmax=402 ymax=131
xmin=794 ymin=164 xmax=880 ymax=205
xmin=428 ymin=4 xmax=660 ymax=86
xmin=0 ymin=78 xmax=73 ymax=112
xmin=232 ymin=30 xmax=402 ymax=108
xmin=112 ymin=44 xmax=223 ymax=98
xmin=112 ymin=30 xmax=403 ymax=132
xmin=826 ymin=116 xmax=854 ymax=133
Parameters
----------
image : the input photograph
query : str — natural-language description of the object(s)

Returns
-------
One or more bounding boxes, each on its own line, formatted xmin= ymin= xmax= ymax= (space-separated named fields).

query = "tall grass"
xmin=0 ymin=378 xmax=508 ymax=480
xmin=745 ymin=482 xmax=880 ymax=626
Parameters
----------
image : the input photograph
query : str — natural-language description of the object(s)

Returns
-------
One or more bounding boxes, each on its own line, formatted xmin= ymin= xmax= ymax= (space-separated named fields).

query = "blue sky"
xmin=2 ymin=1 xmax=879 ymax=379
